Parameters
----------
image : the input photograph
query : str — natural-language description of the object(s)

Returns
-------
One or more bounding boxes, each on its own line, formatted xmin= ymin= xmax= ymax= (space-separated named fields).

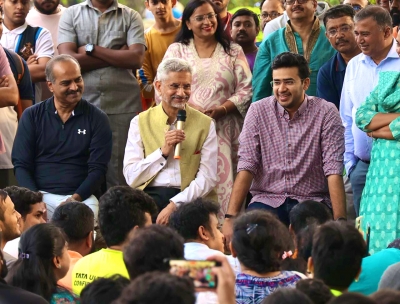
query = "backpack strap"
xmin=15 ymin=25 xmax=41 ymax=61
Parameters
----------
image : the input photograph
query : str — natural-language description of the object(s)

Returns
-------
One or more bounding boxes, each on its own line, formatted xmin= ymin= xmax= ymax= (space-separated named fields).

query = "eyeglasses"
xmin=344 ymin=3 xmax=362 ymax=11
xmin=167 ymin=83 xmax=191 ymax=91
xmin=270 ymin=79 xmax=303 ymax=87
xmin=285 ymin=0 xmax=311 ymax=5
xmin=192 ymin=13 xmax=217 ymax=23
xmin=326 ymin=24 xmax=352 ymax=37
xmin=258 ymin=12 xmax=282 ymax=19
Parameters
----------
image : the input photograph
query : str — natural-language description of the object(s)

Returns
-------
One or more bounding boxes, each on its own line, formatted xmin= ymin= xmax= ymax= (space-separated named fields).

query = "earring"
xmin=354 ymin=278 xmax=359 ymax=283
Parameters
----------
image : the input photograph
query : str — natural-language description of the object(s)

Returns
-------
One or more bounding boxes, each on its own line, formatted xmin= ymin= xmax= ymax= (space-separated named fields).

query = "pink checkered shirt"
xmin=238 ymin=95 xmax=344 ymax=208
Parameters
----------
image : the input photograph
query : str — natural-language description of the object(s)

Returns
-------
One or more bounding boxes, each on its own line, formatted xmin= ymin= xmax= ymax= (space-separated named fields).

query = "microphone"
xmin=174 ymin=109 xmax=186 ymax=159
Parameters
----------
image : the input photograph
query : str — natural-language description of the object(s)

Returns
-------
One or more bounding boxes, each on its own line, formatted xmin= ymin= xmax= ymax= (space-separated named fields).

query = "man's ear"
xmin=154 ymin=80 xmax=162 ymax=93
xmin=86 ymin=230 xmax=93 ymax=249
xmin=47 ymin=81 xmax=54 ymax=93
xmin=307 ymin=257 xmax=314 ymax=275
xmin=198 ymin=226 xmax=209 ymax=242
xmin=303 ymin=77 xmax=311 ymax=91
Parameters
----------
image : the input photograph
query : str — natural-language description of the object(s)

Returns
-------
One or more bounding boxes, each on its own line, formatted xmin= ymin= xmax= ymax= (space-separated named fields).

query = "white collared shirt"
xmin=123 ymin=115 xmax=218 ymax=205
xmin=1 ymin=22 xmax=54 ymax=103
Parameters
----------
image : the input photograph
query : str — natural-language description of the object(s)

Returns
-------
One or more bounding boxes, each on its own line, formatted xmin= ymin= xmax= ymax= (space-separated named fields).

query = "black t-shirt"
xmin=0 ymin=279 xmax=49 ymax=304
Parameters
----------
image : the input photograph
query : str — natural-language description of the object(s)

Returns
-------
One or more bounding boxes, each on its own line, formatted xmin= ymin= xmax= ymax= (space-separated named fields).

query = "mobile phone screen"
xmin=169 ymin=260 xmax=218 ymax=289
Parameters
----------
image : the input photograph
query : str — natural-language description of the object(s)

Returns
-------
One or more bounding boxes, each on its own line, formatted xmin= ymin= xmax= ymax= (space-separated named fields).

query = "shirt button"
xmin=160 ymin=163 xmax=164 ymax=166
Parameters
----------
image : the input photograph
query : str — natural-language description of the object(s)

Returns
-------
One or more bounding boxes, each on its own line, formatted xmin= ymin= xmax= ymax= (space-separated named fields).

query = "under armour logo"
xmin=78 ymin=129 xmax=86 ymax=135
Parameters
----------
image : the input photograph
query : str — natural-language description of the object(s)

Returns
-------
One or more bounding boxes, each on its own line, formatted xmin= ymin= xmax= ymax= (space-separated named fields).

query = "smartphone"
xmin=167 ymin=260 xmax=220 ymax=289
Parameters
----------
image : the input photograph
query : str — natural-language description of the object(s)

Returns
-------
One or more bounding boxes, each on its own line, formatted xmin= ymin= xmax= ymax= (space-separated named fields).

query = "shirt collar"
xmin=276 ymin=94 xmax=309 ymax=119
xmin=2 ymin=22 xmax=28 ymax=35
xmin=85 ymin=0 xmax=119 ymax=12
xmin=45 ymin=96 xmax=83 ymax=116
xmin=336 ymin=52 xmax=347 ymax=72
xmin=359 ymin=39 xmax=399 ymax=63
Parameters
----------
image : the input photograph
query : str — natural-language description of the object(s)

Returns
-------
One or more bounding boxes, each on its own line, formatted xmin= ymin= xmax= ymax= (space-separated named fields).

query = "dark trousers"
xmin=144 ymin=187 xmax=180 ymax=222
xmin=349 ymin=160 xmax=369 ymax=217
xmin=246 ymin=198 xmax=299 ymax=226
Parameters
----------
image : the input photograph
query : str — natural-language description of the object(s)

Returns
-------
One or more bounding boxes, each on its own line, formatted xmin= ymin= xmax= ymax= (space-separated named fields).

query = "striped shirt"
xmin=238 ymin=95 xmax=344 ymax=208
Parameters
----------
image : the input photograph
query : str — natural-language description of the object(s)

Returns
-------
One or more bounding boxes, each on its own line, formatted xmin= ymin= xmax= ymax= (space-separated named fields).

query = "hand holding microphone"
xmin=161 ymin=110 xmax=186 ymax=158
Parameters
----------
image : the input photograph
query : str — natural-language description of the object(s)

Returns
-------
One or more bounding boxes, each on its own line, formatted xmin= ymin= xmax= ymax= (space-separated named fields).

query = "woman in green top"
xmin=356 ymin=71 xmax=400 ymax=254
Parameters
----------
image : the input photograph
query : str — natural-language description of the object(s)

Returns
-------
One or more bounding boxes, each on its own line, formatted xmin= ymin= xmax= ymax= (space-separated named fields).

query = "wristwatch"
xmin=85 ymin=44 xmax=94 ymax=56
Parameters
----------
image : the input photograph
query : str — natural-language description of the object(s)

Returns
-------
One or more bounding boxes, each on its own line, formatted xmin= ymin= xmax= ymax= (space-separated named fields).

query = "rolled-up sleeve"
xmin=321 ymin=105 xmax=345 ymax=176
xmin=237 ymin=103 xmax=261 ymax=176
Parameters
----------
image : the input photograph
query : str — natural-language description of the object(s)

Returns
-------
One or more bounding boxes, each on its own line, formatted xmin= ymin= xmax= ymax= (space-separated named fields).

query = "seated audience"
xmin=80 ymin=275 xmax=129 ymax=304
xmin=261 ymin=288 xmax=313 ymax=304
xmin=349 ymin=240 xmax=400 ymax=295
xmin=308 ymin=221 xmax=367 ymax=296
xmin=296 ymin=279 xmax=333 ymax=304
xmin=231 ymin=210 xmax=303 ymax=303
xmin=7 ymin=223 xmax=79 ymax=302
xmin=3 ymin=186 xmax=46 ymax=258
xmin=52 ymin=202 xmax=95 ymax=292
xmin=71 ymin=187 xmax=157 ymax=295
xmin=123 ymin=225 xmax=184 ymax=280
xmin=12 ymin=54 xmax=112 ymax=220
xmin=0 ymin=189 xmax=21 ymax=268
xmin=0 ymin=243 xmax=48 ymax=303
xmin=169 ymin=198 xmax=239 ymax=271
xmin=123 ymin=58 xmax=218 ymax=225
xmin=378 ymin=262 xmax=400 ymax=291
xmin=230 ymin=9 xmax=260 ymax=72
xmin=115 ymin=272 xmax=196 ymax=304
xmin=328 ymin=293 xmax=376 ymax=304
xmin=371 ymin=289 xmax=400 ymax=304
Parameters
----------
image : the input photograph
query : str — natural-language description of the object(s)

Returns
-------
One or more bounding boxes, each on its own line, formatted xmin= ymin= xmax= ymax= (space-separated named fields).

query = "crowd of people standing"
xmin=1 ymin=0 xmax=400 ymax=302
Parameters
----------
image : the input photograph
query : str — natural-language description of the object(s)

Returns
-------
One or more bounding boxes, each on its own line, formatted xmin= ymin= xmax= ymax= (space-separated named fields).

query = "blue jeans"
xmin=349 ymin=160 xmax=369 ymax=217
xmin=246 ymin=198 xmax=299 ymax=226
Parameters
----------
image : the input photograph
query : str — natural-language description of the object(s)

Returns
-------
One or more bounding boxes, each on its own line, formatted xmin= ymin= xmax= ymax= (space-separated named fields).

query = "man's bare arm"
xmin=327 ymin=174 xmax=346 ymax=220
xmin=0 ymin=75 xmax=18 ymax=107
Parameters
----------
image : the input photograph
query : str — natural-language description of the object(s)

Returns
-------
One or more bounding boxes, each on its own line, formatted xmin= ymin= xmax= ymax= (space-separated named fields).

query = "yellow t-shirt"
xmin=137 ymin=23 xmax=181 ymax=99
xmin=71 ymin=248 xmax=129 ymax=295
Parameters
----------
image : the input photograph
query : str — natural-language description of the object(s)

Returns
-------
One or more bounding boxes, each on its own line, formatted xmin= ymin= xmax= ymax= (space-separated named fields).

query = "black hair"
xmin=289 ymin=200 xmax=332 ymax=235
xmin=323 ymin=4 xmax=356 ymax=27
xmin=232 ymin=210 xmax=294 ymax=274
xmin=354 ymin=5 xmax=392 ymax=29
xmin=370 ymin=289 xmax=400 ymax=304
xmin=98 ymin=186 xmax=157 ymax=247
xmin=312 ymin=221 xmax=367 ymax=291
xmin=296 ymin=279 xmax=333 ymax=304
xmin=175 ymin=0 xmax=232 ymax=56
xmin=272 ymin=52 xmax=311 ymax=79
xmin=296 ymin=224 xmax=317 ymax=266
xmin=115 ymin=272 xmax=195 ymax=304
xmin=230 ymin=8 xmax=260 ymax=28
xmin=260 ymin=0 xmax=285 ymax=11
xmin=123 ymin=225 xmax=184 ymax=279
xmin=6 ymin=223 xmax=66 ymax=301
xmin=261 ymin=288 xmax=313 ymax=304
xmin=80 ymin=274 xmax=130 ymax=304
xmin=328 ymin=293 xmax=377 ymax=304
xmin=0 ymin=189 xmax=8 ymax=221
xmin=3 ymin=186 xmax=43 ymax=220
xmin=169 ymin=198 xmax=220 ymax=241
xmin=387 ymin=238 xmax=400 ymax=249
xmin=52 ymin=202 xmax=94 ymax=244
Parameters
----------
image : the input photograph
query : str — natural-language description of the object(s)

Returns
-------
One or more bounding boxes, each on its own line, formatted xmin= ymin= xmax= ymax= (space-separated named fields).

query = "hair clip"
xmin=282 ymin=250 xmax=293 ymax=260
xmin=19 ymin=253 xmax=30 ymax=260
xmin=246 ymin=223 xmax=258 ymax=235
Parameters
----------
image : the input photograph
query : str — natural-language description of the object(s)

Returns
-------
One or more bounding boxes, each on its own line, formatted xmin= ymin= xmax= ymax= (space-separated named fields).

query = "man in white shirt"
xmin=1 ymin=0 xmax=54 ymax=103
xmin=123 ymin=58 xmax=218 ymax=225
xmin=26 ymin=0 xmax=65 ymax=56
xmin=3 ymin=186 xmax=46 ymax=258
xmin=340 ymin=6 xmax=400 ymax=216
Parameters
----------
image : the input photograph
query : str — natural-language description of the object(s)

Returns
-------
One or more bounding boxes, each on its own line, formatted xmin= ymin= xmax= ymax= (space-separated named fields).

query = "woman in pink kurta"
xmin=161 ymin=0 xmax=252 ymax=218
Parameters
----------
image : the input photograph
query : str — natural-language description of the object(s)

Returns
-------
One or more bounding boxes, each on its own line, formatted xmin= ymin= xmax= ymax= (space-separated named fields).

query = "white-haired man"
xmin=123 ymin=58 xmax=218 ymax=225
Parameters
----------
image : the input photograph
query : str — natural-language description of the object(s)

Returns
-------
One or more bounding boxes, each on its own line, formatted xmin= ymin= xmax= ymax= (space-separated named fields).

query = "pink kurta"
xmin=162 ymin=40 xmax=252 ymax=218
